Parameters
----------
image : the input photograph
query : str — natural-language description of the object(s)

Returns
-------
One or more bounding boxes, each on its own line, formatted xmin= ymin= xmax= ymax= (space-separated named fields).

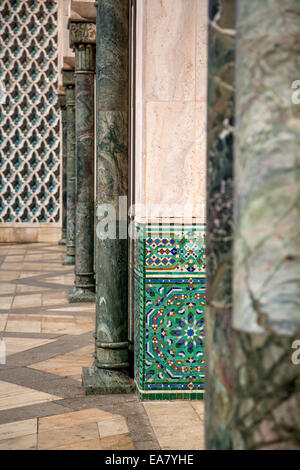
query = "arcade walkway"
xmin=0 ymin=243 xmax=204 ymax=450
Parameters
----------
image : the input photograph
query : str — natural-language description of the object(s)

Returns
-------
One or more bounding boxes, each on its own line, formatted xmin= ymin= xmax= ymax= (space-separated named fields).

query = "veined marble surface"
xmin=135 ymin=0 xmax=208 ymax=220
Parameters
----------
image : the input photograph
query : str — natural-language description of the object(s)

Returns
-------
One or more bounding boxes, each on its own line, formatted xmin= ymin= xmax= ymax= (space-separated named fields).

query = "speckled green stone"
xmin=205 ymin=0 xmax=235 ymax=450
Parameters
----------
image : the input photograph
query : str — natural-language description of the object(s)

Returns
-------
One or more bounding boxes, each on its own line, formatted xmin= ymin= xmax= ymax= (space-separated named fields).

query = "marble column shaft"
xmin=205 ymin=0 xmax=236 ymax=450
xmin=62 ymin=71 xmax=76 ymax=266
xmin=69 ymin=20 xmax=96 ymax=303
xmin=58 ymin=92 xmax=67 ymax=245
xmin=82 ymin=0 xmax=134 ymax=394
xmin=233 ymin=0 xmax=300 ymax=449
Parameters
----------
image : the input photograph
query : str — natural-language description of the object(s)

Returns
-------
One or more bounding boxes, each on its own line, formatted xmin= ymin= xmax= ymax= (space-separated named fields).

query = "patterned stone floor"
xmin=0 ymin=242 xmax=204 ymax=450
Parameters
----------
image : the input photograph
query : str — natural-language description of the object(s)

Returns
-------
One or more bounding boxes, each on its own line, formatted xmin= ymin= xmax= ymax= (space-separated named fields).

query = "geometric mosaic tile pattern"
xmin=134 ymin=224 xmax=206 ymax=400
xmin=0 ymin=0 xmax=60 ymax=223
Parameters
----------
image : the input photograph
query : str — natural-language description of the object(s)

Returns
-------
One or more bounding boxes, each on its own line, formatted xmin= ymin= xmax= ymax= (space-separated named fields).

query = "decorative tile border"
xmin=134 ymin=224 xmax=206 ymax=400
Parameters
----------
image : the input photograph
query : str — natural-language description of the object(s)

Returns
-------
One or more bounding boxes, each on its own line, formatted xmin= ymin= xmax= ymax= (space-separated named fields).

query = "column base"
xmin=58 ymin=237 xmax=67 ymax=245
xmin=62 ymin=254 xmax=75 ymax=266
xmin=82 ymin=366 xmax=135 ymax=395
xmin=69 ymin=287 xmax=95 ymax=303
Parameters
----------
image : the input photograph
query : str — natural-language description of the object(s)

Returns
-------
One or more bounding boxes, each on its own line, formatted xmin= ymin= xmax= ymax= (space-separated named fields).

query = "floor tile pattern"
xmin=134 ymin=224 xmax=206 ymax=399
xmin=0 ymin=242 xmax=204 ymax=449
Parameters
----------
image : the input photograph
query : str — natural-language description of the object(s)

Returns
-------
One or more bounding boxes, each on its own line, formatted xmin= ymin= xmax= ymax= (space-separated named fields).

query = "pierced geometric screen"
xmin=134 ymin=224 xmax=206 ymax=400
xmin=0 ymin=0 xmax=60 ymax=223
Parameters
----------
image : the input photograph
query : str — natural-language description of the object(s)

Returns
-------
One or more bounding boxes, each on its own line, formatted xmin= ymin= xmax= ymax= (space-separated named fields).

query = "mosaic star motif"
xmin=134 ymin=224 xmax=206 ymax=399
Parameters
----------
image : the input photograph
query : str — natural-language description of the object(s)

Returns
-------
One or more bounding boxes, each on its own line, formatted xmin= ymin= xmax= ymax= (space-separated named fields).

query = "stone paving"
xmin=0 ymin=243 xmax=204 ymax=450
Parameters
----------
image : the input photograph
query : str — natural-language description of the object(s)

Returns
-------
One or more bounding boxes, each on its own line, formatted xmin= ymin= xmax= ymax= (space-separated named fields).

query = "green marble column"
xmin=82 ymin=0 xmax=134 ymax=394
xmin=205 ymin=0 xmax=236 ymax=450
xmin=68 ymin=20 xmax=96 ymax=303
xmin=62 ymin=70 xmax=76 ymax=266
xmin=233 ymin=0 xmax=300 ymax=449
xmin=58 ymin=89 xmax=67 ymax=246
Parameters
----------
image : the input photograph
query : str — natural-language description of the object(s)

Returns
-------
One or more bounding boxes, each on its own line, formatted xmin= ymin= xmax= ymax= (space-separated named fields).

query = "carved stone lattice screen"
xmin=0 ymin=0 xmax=60 ymax=224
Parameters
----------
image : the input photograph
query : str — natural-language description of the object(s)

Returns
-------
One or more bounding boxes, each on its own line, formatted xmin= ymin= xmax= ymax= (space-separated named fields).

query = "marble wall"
xmin=135 ymin=0 xmax=208 ymax=222
xmin=0 ymin=226 xmax=61 ymax=243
